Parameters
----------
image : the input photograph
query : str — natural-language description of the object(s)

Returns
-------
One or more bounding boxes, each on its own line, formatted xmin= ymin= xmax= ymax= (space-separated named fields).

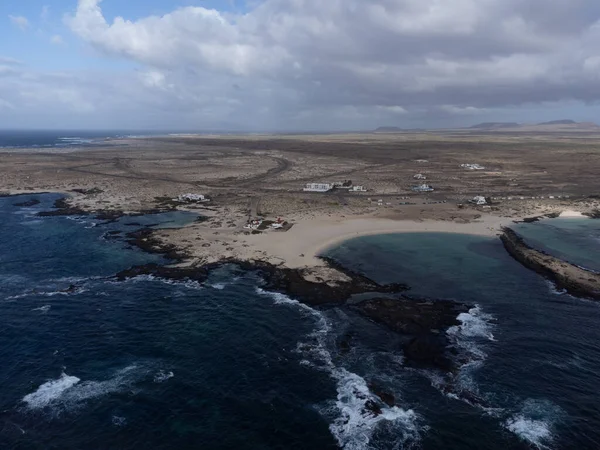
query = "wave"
xmin=420 ymin=306 xmax=497 ymax=412
xmin=504 ymin=399 xmax=562 ymax=449
xmin=153 ymin=370 xmax=174 ymax=383
xmin=120 ymin=274 xmax=204 ymax=290
xmin=256 ymin=287 xmax=421 ymax=449
xmin=22 ymin=372 xmax=81 ymax=410
xmin=21 ymin=364 xmax=149 ymax=416
xmin=7 ymin=286 xmax=86 ymax=300
xmin=31 ymin=305 xmax=51 ymax=313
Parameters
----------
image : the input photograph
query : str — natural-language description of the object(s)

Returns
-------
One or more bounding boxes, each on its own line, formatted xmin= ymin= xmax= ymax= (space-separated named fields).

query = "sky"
xmin=2 ymin=0 xmax=600 ymax=131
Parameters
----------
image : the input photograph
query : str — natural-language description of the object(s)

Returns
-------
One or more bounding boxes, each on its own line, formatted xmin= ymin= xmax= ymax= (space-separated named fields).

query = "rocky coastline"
xmin=500 ymin=227 xmax=600 ymax=300
xmin=36 ymin=196 xmax=176 ymax=222
xmin=26 ymin=193 xmax=484 ymax=373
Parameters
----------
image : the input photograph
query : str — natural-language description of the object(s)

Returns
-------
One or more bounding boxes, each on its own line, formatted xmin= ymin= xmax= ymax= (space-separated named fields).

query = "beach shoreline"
xmin=243 ymin=215 xmax=511 ymax=269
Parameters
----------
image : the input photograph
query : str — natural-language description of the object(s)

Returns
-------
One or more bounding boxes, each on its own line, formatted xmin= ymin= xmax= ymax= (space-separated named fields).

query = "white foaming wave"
xmin=255 ymin=287 xmax=325 ymax=319
xmin=123 ymin=275 xmax=204 ymax=291
xmin=421 ymin=306 xmax=496 ymax=410
xmin=504 ymin=399 xmax=562 ymax=449
xmin=153 ymin=370 xmax=174 ymax=383
xmin=32 ymin=305 xmax=51 ymax=313
xmin=22 ymin=373 xmax=81 ymax=410
xmin=22 ymin=364 xmax=147 ymax=415
xmin=448 ymin=306 xmax=495 ymax=342
xmin=505 ymin=416 xmax=552 ymax=449
xmin=257 ymin=287 xmax=420 ymax=449
xmin=327 ymin=368 xmax=419 ymax=450
xmin=545 ymin=280 xmax=567 ymax=296
xmin=210 ymin=283 xmax=226 ymax=290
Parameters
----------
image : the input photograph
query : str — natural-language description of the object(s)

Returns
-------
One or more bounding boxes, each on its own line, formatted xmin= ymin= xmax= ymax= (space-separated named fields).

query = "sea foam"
xmin=504 ymin=398 xmax=562 ymax=449
xmin=256 ymin=287 xmax=420 ymax=449
xmin=423 ymin=305 xmax=496 ymax=409
xmin=22 ymin=364 xmax=146 ymax=416
xmin=22 ymin=373 xmax=81 ymax=410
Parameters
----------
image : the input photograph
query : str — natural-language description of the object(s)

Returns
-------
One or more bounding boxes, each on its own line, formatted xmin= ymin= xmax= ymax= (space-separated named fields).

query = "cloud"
xmin=9 ymin=15 xmax=30 ymax=31
xmin=41 ymin=5 xmax=50 ymax=22
xmin=50 ymin=35 xmax=65 ymax=45
xmin=3 ymin=0 xmax=598 ymax=129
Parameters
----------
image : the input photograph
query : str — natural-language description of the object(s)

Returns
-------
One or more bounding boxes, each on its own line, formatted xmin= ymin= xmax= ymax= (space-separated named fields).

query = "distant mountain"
xmin=537 ymin=120 xmax=576 ymax=125
xmin=469 ymin=120 xmax=600 ymax=132
xmin=374 ymin=126 xmax=403 ymax=133
xmin=470 ymin=122 xmax=520 ymax=129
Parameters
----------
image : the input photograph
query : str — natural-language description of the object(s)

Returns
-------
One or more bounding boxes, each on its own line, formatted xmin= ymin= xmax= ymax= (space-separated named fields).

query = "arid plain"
xmin=1 ymin=131 xmax=600 ymax=275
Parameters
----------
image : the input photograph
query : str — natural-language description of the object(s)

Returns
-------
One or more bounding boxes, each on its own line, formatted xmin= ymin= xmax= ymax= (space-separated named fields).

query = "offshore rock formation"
xmin=352 ymin=297 xmax=470 ymax=371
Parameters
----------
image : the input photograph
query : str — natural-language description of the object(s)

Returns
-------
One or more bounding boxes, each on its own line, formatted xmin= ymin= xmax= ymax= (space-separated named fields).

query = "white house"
xmin=412 ymin=184 xmax=434 ymax=192
xmin=460 ymin=163 xmax=486 ymax=170
xmin=471 ymin=196 xmax=487 ymax=205
xmin=303 ymin=183 xmax=333 ymax=192
xmin=177 ymin=193 xmax=210 ymax=203
xmin=350 ymin=185 xmax=367 ymax=192
xmin=414 ymin=174 xmax=427 ymax=180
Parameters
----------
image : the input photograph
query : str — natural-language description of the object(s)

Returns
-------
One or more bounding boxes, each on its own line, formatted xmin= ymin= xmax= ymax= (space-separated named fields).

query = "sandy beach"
xmin=245 ymin=215 xmax=510 ymax=269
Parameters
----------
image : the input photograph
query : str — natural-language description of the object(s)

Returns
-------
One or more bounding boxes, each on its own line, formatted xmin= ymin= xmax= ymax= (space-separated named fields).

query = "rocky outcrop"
xmin=37 ymin=198 xmax=89 ymax=217
xmin=352 ymin=297 xmax=469 ymax=371
xmin=37 ymin=196 xmax=176 ymax=222
xmin=125 ymin=228 xmax=190 ymax=262
xmin=116 ymin=257 xmax=409 ymax=306
xmin=584 ymin=209 xmax=600 ymax=219
xmin=500 ymin=227 xmax=600 ymax=300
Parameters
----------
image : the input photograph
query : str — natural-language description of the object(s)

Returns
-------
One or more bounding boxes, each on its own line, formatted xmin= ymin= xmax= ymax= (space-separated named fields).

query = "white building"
xmin=460 ymin=164 xmax=486 ymax=170
xmin=303 ymin=183 xmax=333 ymax=192
xmin=471 ymin=196 xmax=487 ymax=205
xmin=412 ymin=184 xmax=434 ymax=192
xmin=177 ymin=193 xmax=210 ymax=203
xmin=350 ymin=185 xmax=367 ymax=192
xmin=414 ymin=174 xmax=427 ymax=180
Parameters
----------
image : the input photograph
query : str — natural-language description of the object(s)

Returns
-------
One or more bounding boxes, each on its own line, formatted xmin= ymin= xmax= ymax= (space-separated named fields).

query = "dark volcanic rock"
xmin=125 ymin=228 xmax=190 ymax=262
xmin=36 ymin=196 xmax=171 ymax=222
xmin=37 ymin=198 xmax=90 ymax=217
xmin=584 ymin=209 xmax=600 ymax=219
xmin=95 ymin=210 xmax=125 ymax=221
xmin=500 ymin=227 xmax=600 ymax=300
xmin=13 ymin=198 xmax=40 ymax=207
xmin=368 ymin=383 xmax=396 ymax=407
xmin=115 ymin=263 xmax=210 ymax=282
xmin=72 ymin=188 xmax=103 ymax=195
xmin=115 ymin=256 xmax=408 ymax=307
xmin=242 ymin=257 xmax=408 ymax=306
xmin=352 ymin=296 xmax=469 ymax=370
xmin=515 ymin=216 xmax=541 ymax=223
xmin=353 ymin=297 xmax=468 ymax=335
xmin=403 ymin=334 xmax=454 ymax=372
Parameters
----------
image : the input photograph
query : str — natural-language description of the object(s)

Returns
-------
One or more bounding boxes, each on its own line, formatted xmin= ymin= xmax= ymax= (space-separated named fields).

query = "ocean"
xmin=2 ymin=193 xmax=600 ymax=449
xmin=0 ymin=130 xmax=175 ymax=149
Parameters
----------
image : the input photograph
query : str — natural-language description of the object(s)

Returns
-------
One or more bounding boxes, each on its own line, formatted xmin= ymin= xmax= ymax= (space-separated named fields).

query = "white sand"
xmin=245 ymin=215 xmax=510 ymax=269
xmin=559 ymin=209 xmax=585 ymax=218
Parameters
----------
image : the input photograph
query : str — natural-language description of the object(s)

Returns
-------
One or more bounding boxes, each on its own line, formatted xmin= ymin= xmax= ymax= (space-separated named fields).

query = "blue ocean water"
xmin=0 ymin=130 xmax=172 ymax=149
xmin=2 ymin=194 xmax=600 ymax=449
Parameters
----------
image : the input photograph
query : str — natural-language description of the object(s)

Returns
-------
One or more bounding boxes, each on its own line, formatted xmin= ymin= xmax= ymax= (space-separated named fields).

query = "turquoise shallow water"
xmin=2 ymin=195 xmax=600 ymax=449
xmin=514 ymin=218 xmax=600 ymax=271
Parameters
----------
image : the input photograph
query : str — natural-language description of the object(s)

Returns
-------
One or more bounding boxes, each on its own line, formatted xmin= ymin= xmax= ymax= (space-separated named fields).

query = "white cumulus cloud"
xmin=9 ymin=15 xmax=30 ymax=31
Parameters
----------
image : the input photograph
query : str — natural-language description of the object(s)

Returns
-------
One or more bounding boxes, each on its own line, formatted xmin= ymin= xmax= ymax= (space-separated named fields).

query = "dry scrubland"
xmin=1 ymin=132 xmax=600 ymax=270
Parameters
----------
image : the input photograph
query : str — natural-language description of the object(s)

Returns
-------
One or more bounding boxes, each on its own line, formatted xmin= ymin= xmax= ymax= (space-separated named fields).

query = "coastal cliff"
xmin=500 ymin=227 xmax=600 ymax=300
